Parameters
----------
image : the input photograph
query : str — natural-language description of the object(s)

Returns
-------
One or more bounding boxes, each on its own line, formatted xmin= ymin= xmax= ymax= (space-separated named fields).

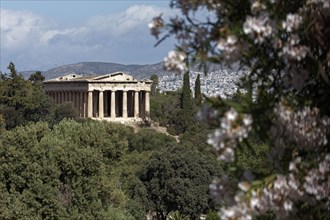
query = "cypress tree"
xmin=181 ymin=71 xmax=192 ymax=111
xmin=194 ymin=74 xmax=202 ymax=106
xmin=150 ymin=74 xmax=159 ymax=96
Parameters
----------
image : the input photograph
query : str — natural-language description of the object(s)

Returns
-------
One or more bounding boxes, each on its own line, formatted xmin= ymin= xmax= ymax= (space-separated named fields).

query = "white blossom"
xmin=163 ymin=50 xmax=188 ymax=73
xmin=251 ymin=0 xmax=266 ymax=14
xmin=303 ymin=154 xmax=330 ymax=202
xmin=281 ymin=43 xmax=307 ymax=61
xmin=219 ymin=153 xmax=330 ymax=219
xmin=207 ymin=108 xmax=252 ymax=162
xmin=282 ymin=14 xmax=303 ymax=32
xmin=307 ymin=0 xmax=330 ymax=8
xmin=272 ymin=103 xmax=330 ymax=151
xmin=217 ymin=35 xmax=241 ymax=63
xmin=243 ymin=15 xmax=273 ymax=44
xmin=210 ymin=175 xmax=236 ymax=205
xmin=238 ymin=181 xmax=251 ymax=192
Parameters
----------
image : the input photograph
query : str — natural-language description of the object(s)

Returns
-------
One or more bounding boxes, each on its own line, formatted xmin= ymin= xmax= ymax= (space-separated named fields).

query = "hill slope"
xmin=42 ymin=62 xmax=174 ymax=80
xmin=20 ymin=61 xmax=239 ymax=80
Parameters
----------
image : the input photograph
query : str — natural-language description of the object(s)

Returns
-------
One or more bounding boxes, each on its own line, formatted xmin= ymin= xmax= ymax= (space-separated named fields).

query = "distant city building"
xmin=158 ymin=70 xmax=247 ymax=98
xmin=43 ymin=72 xmax=152 ymax=123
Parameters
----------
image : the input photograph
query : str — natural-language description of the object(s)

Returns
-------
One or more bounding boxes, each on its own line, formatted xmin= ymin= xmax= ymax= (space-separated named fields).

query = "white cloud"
xmin=86 ymin=5 xmax=175 ymax=37
xmin=1 ymin=8 xmax=44 ymax=49
xmin=40 ymin=27 xmax=88 ymax=45
xmin=0 ymin=5 xmax=177 ymax=72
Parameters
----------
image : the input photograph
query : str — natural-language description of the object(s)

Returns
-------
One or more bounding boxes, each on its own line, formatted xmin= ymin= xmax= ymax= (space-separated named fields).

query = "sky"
xmin=0 ymin=0 xmax=178 ymax=72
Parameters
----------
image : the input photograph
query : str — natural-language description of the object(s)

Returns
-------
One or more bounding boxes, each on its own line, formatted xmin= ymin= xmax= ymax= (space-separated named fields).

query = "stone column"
xmin=69 ymin=91 xmax=73 ymax=103
xmin=123 ymin=90 xmax=127 ymax=118
xmin=99 ymin=90 xmax=104 ymax=118
xmin=54 ymin=91 xmax=58 ymax=103
xmin=134 ymin=90 xmax=139 ymax=117
xmin=59 ymin=91 xmax=63 ymax=102
xmin=72 ymin=91 xmax=76 ymax=108
xmin=55 ymin=91 xmax=58 ymax=104
xmin=67 ymin=91 xmax=70 ymax=102
xmin=58 ymin=91 xmax=61 ymax=104
xmin=88 ymin=91 xmax=93 ymax=118
xmin=145 ymin=91 xmax=150 ymax=115
xmin=63 ymin=91 xmax=66 ymax=103
xmin=79 ymin=91 xmax=84 ymax=117
xmin=83 ymin=91 xmax=87 ymax=118
xmin=111 ymin=90 xmax=116 ymax=119
xmin=75 ymin=91 xmax=79 ymax=115
xmin=61 ymin=91 xmax=64 ymax=102
xmin=64 ymin=91 xmax=67 ymax=102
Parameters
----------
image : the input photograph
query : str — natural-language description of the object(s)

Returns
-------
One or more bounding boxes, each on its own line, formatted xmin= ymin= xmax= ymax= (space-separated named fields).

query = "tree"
xmin=1 ymin=62 xmax=30 ymax=109
xmin=150 ymin=74 xmax=159 ymax=96
xmin=181 ymin=72 xmax=192 ymax=111
xmin=0 ymin=62 xmax=76 ymax=129
xmin=28 ymin=71 xmax=45 ymax=85
xmin=7 ymin=62 xmax=18 ymax=78
xmin=139 ymin=147 xmax=218 ymax=220
xmin=194 ymin=74 xmax=202 ymax=106
xmin=0 ymin=120 xmax=134 ymax=219
xmin=0 ymin=113 xmax=4 ymax=131
xmin=149 ymin=1 xmax=330 ymax=219
xmin=52 ymin=102 xmax=76 ymax=125
xmin=129 ymin=128 xmax=177 ymax=152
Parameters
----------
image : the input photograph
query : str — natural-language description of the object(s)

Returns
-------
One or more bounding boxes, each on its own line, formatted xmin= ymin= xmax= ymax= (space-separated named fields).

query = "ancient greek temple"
xmin=43 ymin=72 xmax=152 ymax=123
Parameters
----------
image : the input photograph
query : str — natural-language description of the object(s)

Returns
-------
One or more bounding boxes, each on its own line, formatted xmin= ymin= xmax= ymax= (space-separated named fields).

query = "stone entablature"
xmin=43 ymin=72 xmax=152 ymax=123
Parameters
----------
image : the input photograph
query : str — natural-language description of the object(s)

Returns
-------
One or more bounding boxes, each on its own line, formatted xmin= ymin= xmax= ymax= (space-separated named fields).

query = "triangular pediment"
xmin=92 ymin=72 xmax=135 ymax=81
xmin=53 ymin=73 xmax=83 ymax=81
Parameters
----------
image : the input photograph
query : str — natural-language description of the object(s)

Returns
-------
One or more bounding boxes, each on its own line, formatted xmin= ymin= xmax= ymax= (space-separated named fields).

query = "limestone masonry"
xmin=43 ymin=72 xmax=152 ymax=123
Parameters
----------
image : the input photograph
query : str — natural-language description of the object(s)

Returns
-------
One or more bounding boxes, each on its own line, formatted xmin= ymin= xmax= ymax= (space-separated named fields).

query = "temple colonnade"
xmin=43 ymin=72 xmax=152 ymax=122
xmin=45 ymin=89 xmax=150 ymax=119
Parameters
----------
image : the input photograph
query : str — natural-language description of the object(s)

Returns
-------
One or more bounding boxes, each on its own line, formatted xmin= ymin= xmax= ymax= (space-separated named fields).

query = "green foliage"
xmin=150 ymin=91 xmax=190 ymax=135
xmin=168 ymin=211 xmax=191 ymax=220
xmin=0 ymin=120 xmax=133 ymax=219
xmin=24 ymin=86 xmax=54 ymax=124
xmin=0 ymin=122 xmax=63 ymax=219
xmin=0 ymin=62 xmax=76 ymax=130
xmin=0 ymin=113 xmax=4 ymax=131
xmin=150 ymin=74 xmax=159 ymax=96
xmin=194 ymin=74 xmax=202 ymax=106
xmin=235 ymin=135 xmax=273 ymax=178
xmin=150 ymin=91 xmax=181 ymax=126
xmin=52 ymin=119 xmax=133 ymax=163
xmin=205 ymin=211 xmax=220 ymax=220
xmin=153 ymin=1 xmax=330 ymax=219
xmin=0 ymin=105 xmax=24 ymax=129
xmin=181 ymin=72 xmax=193 ymax=111
xmin=28 ymin=71 xmax=45 ymax=85
xmin=140 ymin=147 xmax=218 ymax=220
xmin=129 ymin=128 xmax=177 ymax=152
xmin=179 ymin=123 xmax=212 ymax=154
xmin=113 ymin=151 xmax=154 ymax=218
xmin=0 ymin=62 xmax=32 ymax=111
xmin=52 ymin=102 xmax=77 ymax=126
xmin=150 ymin=84 xmax=198 ymax=135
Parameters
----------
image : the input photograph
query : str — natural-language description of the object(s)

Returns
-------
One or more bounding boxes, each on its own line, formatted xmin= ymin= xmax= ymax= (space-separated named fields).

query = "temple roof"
xmin=45 ymin=72 xmax=151 ymax=83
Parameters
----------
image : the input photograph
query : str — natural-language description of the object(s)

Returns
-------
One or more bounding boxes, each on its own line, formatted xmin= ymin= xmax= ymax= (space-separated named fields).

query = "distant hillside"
xmin=42 ymin=62 xmax=174 ymax=80
xmin=20 ymin=61 xmax=239 ymax=80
